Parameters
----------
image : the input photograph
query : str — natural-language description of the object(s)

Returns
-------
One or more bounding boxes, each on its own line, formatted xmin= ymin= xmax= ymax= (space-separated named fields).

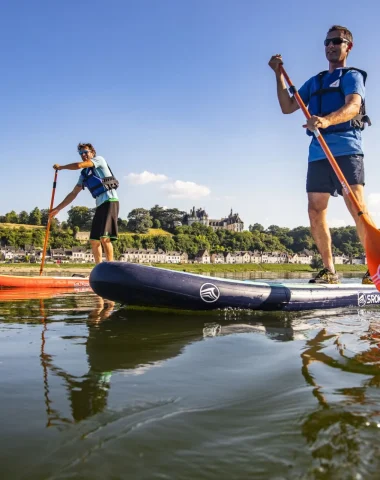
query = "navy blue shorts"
xmin=306 ymin=154 xmax=365 ymax=196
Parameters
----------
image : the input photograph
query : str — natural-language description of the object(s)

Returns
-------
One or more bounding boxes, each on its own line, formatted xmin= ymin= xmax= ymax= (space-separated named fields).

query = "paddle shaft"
xmin=39 ymin=170 xmax=58 ymax=276
xmin=280 ymin=66 xmax=365 ymax=217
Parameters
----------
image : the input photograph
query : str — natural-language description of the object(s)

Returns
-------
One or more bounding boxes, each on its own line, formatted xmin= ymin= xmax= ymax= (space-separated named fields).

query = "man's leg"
xmin=342 ymin=184 xmax=376 ymax=246
xmin=100 ymin=237 xmax=114 ymax=261
xmin=90 ymin=239 xmax=103 ymax=264
xmin=308 ymin=192 xmax=336 ymax=272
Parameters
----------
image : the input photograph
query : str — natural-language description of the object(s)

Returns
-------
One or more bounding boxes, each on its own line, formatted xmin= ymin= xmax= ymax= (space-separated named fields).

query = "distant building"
xmin=74 ymin=231 xmax=90 ymax=243
xmin=184 ymin=207 xmax=244 ymax=232
xmin=195 ymin=249 xmax=210 ymax=264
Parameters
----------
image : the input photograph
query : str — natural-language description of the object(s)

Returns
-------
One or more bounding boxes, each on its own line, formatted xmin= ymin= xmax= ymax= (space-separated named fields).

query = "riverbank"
xmin=0 ymin=262 xmax=368 ymax=275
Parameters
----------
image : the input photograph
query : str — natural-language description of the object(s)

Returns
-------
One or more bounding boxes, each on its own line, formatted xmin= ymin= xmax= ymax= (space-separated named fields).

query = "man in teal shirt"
xmin=50 ymin=143 xmax=119 ymax=264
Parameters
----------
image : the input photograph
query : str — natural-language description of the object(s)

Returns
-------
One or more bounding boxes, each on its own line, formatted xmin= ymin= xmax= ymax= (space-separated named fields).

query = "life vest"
xmin=81 ymin=164 xmax=119 ymax=199
xmin=306 ymin=67 xmax=371 ymax=136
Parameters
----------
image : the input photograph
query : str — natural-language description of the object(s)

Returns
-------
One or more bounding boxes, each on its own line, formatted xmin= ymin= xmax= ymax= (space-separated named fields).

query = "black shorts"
xmin=306 ymin=154 xmax=365 ymax=196
xmin=90 ymin=201 xmax=119 ymax=241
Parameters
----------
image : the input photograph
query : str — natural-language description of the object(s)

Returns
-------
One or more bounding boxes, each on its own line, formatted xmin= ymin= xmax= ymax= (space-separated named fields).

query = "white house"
xmin=195 ymin=249 xmax=210 ymax=264
xmin=211 ymin=253 xmax=225 ymax=264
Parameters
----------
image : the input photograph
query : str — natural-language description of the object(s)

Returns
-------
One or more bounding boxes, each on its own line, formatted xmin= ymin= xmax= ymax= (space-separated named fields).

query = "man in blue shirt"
xmin=50 ymin=143 xmax=119 ymax=264
xmin=269 ymin=25 xmax=374 ymax=284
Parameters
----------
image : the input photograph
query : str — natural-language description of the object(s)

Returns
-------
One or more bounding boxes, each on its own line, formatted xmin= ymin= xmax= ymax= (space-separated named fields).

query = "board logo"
xmin=200 ymin=283 xmax=220 ymax=303
xmin=358 ymin=292 xmax=380 ymax=307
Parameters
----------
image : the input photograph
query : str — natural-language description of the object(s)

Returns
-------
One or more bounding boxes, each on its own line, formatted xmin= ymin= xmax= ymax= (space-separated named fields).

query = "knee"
xmin=90 ymin=239 xmax=100 ymax=247
xmin=100 ymin=237 xmax=111 ymax=246
xmin=308 ymin=203 xmax=324 ymax=222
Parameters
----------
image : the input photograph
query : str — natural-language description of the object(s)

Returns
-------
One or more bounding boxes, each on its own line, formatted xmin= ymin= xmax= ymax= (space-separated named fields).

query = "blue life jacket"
xmin=306 ymin=67 xmax=371 ymax=136
xmin=81 ymin=164 xmax=119 ymax=199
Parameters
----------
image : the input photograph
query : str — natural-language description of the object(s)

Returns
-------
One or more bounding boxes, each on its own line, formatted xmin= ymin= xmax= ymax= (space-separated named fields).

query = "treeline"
xmin=0 ymin=206 xmax=364 ymax=258
xmin=0 ymin=205 xmax=185 ymax=233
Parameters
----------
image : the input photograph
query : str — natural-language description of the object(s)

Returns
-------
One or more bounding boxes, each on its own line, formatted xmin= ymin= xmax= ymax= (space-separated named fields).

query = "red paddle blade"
xmin=364 ymin=222 xmax=380 ymax=291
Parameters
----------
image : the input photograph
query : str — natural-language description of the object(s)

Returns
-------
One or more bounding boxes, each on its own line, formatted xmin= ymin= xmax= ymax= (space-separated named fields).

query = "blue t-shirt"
xmin=298 ymin=68 xmax=365 ymax=162
xmin=77 ymin=156 xmax=119 ymax=207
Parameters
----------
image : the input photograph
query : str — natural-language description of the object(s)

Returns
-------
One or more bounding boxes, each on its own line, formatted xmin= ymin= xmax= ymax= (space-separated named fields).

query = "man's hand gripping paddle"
xmin=280 ymin=65 xmax=380 ymax=290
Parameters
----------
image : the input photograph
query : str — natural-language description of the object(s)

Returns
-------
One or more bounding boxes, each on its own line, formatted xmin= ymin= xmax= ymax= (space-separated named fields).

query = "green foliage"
xmin=127 ymin=208 xmax=153 ymax=233
xmin=117 ymin=217 xmax=129 ymax=232
xmin=28 ymin=207 xmax=42 ymax=225
xmin=310 ymin=254 xmax=323 ymax=270
xmin=67 ymin=206 xmax=95 ymax=230
xmin=0 ymin=207 xmax=366 ymax=262
xmin=18 ymin=211 xmax=29 ymax=224
xmin=149 ymin=205 xmax=186 ymax=231
xmin=154 ymin=235 xmax=175 ymax=252
xmin=249 ymin=223 xmax=265 ymax=233
xmin=5 ymin=210 xmax=19 ymax=223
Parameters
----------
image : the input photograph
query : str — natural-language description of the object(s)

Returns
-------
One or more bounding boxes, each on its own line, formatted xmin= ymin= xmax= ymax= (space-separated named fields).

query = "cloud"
xmin=125 ymin=171 xmax=168 ymax=185
xmin=368 ymin=193 xmax=380 ymax=207
xmin=328 ymin=218 xmax=347 ymax=228
xmin=366 ymin=193 xmax=380 ymax=219
xmin=162 ymin=180 xmax=211 ymax=199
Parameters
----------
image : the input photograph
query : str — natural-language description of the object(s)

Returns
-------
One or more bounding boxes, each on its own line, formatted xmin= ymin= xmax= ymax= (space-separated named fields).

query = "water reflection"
xmin=2 ymin=293 xmax=380 ymax=478
xmin=26 ymin=296 xmax=214 ymax=426
xmin=295 ymin=311 xmax=380 ymax=478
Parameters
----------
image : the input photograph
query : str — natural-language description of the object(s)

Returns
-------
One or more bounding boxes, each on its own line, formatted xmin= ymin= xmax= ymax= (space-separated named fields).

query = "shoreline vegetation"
xmin=0 ymin=263 xmax=368 ymax=275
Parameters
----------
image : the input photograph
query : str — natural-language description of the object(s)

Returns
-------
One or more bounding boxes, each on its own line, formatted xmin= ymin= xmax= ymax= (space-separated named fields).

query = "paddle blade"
xmin=364 ymin=222 xmax=380 ymax=291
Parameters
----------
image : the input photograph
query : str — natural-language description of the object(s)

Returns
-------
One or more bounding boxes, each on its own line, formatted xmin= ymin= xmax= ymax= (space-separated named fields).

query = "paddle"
xmin=39 ymin=169 xmax=58 ymax=276
xmin=280 ymin=65 xmax=380 ymax=290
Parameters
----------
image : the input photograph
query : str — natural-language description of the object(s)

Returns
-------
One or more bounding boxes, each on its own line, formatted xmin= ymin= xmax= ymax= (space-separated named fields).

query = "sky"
xmin=2 ymin=0 xmax=380 ymax=229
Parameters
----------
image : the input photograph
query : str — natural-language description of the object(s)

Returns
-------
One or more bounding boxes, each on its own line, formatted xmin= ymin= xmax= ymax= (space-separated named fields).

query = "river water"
xmin=1 ymin=273 xmax=380 ymax=479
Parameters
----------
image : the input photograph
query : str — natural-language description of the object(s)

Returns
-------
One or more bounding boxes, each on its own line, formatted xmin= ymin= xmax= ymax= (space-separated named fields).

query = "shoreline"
xmin=0 ymin=263 xmax=368 ymax=275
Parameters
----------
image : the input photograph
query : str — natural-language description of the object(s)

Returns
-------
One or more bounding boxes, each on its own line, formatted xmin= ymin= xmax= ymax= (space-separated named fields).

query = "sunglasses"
xmin=324 ymin=37 xmax=350 ymax=47
xmin=78 ymin=150 xmax=89 ymax=155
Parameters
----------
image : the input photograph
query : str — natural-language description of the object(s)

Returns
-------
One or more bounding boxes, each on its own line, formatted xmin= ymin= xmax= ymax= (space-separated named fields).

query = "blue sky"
xmin=2 ymin=0 xmax=380 ymax=229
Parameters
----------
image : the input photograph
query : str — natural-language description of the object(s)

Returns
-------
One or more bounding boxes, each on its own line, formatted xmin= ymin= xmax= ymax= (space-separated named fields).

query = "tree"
xmin=149 ymin=205 xmax=186 ymax=231
xmin=289 ymin=226 xmax=315 ymax=252
xmin=154 ymin=235 xmax=175 ymax=252
xmin=4 ymin=210 xmax=19 ymax=224
xmin=142 ymin=236 xmax=156 ymax=249
xmin=132 ymin=235 xmax=142 ymax=249
xmin=29 ymin=207 xmax=42 ymax=225
xmin=4 ymin=229 xmax=17 ymax=246
xmin=249 ymin=223 xmax=265 ymax=233
xmin=173 ymin=234 xmax=198 ymax=256
xmin=310 ymin=255 xmax=323 ymax=270
xmin=31 ymin=228 xmax=45 ymax=247
xmin=15 ymin=227 xmax=32 ymax=248
xmin=67 ymin=206 xmax=95 ymax=230
xmin=127 ymin=208 xmax=153 ymax=234
xmin=18 ymin=211 xmax=29 ymax=224
xmin=40 ymin=208 xmax=59 ymax=229
xmin=117 ymin=217 xmax=129 ymax=232
xmin=40 ymin=209 xmax=50 ymax=226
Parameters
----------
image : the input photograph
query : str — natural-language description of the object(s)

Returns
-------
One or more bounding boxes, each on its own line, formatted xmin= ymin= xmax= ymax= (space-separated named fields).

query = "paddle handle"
xmin=39 ymin=170 xmax=58 ymax=276
xmin=280 ymin=66 xmax=364 ymax=217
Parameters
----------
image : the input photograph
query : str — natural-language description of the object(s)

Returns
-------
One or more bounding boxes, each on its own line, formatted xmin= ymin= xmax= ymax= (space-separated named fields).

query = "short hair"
xmin=77 ymin=143 xmax=96 ymax=156
xmin=327 ymin=25 xmax=353 ymax=43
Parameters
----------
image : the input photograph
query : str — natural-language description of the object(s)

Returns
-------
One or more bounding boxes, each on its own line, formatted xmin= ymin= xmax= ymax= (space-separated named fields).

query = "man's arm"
xmin=324 ymin=94 xmax=361 ymax=125
xmin=52 ymin=160 xmax=94 ymax=171
xmin=305 ymin=94 xmax=361 ymax=130
xmin=50 ymin=185 xmax=82 ymax=217
xmin=275 ymin=73 xmax=300 ymax=114
xmin=268 ymin=55 xmax=300 ymax=114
